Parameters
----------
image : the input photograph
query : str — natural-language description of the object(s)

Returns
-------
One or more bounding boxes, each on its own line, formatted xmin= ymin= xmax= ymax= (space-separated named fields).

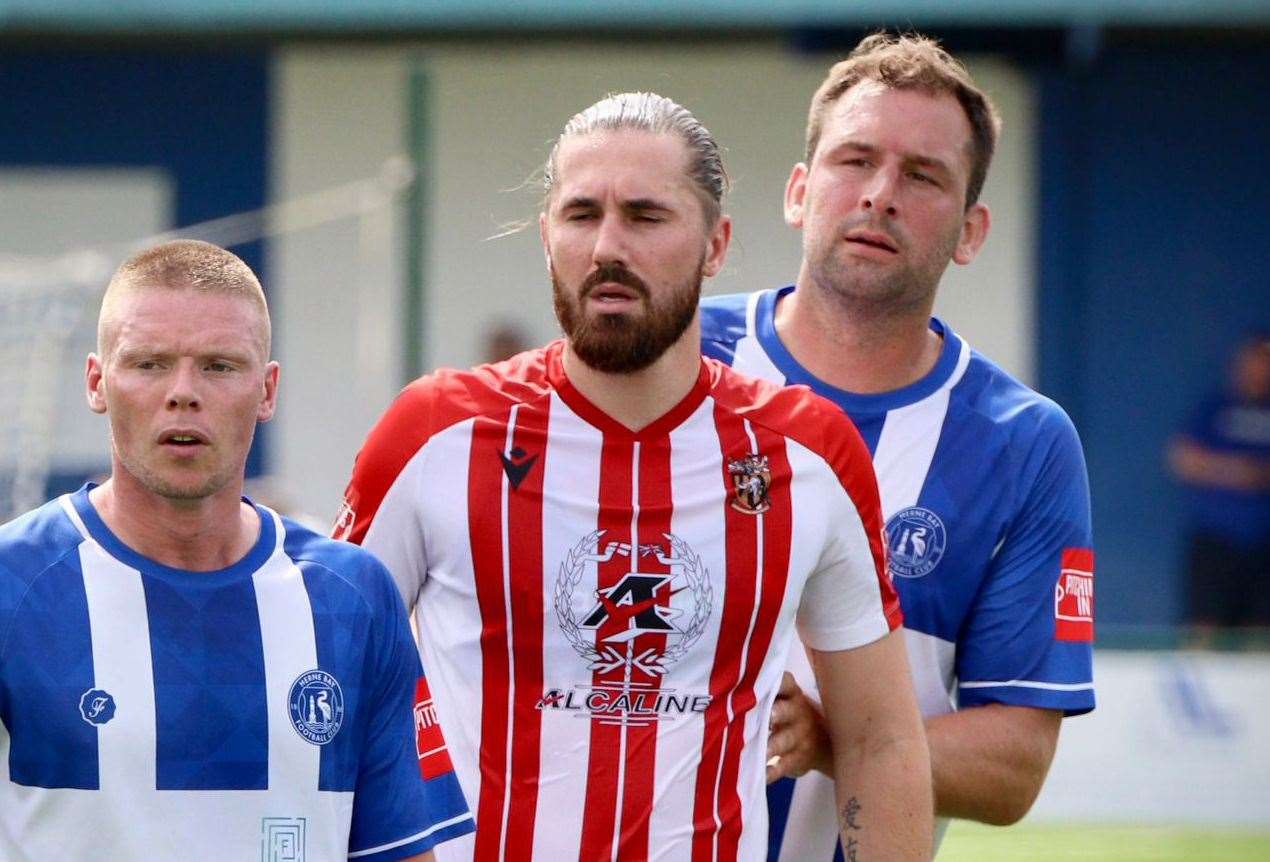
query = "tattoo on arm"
xmin=840 ymin=796 xmax=862 ymax=831
xmin=844 ymin=836 xmax=859 ymax=861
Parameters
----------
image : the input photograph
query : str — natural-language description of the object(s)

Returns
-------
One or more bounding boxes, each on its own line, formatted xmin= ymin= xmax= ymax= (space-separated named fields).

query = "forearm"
xmin=926 ymin=704 xmax=1061 ymax=825
xmin=832 ymin=731 xmax=933 ymax=860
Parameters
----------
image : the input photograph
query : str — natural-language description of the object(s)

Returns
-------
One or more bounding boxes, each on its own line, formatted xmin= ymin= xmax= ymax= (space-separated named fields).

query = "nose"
xmin=590 ymin=213 xmax=630 ymax=268
xmin=861 ymin=166 xmax=899 ymax=217
xmin=166 ymin=361 xmax=201 ymax=411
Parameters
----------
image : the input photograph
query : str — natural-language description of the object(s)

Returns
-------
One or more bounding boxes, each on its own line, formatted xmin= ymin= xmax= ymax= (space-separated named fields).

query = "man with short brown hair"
xmin=701 ymin=31 xmax=1096 ymax=859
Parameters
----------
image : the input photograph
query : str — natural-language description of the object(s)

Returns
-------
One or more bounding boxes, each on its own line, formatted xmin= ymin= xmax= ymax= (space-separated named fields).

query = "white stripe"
xmin=959 ymin=679 xmax=1095 ymax=691
xmin=498 ymin=404 xmax=520 ymax=859
xmin=348 ymin=812 xmax=476 ymax=858
xmin=731 ymin=291 xmax=783 ymax=383
xmin=872 ymin=390 xmax=951 ymax=520
xmin=77 ymin=537 xmax=158 ymax=792
xmin=252 ymin=508 xmax=320 ymax=794
xmin=712 ymin=419 xmax=766 ymax=861
xmin=610 ymin=441 xmax=641 ymax=862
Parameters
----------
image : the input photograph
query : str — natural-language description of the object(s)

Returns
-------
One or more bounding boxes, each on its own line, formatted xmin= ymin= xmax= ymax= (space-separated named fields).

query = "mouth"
xmin=588 ymin=282 xmax=642 ymax=304
xmin=158 ymin=430 xmax=210 ymax=449
xmin=844 ymin=229 xmax=899 ymax=254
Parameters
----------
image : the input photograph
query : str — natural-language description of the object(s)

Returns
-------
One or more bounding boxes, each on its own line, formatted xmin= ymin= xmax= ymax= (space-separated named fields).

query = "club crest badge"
xmin=288 ymin=670 xmax=345 ymax=745
xmin=885 ymin=506 xmax=947 ymax=579
xmin=79 ymin=688 xmax=116 ymax=726
xmin=727 ymin=454 xmax=772 ymax=514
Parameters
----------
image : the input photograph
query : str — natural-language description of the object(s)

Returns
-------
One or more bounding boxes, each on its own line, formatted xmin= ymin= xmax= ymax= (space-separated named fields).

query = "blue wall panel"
xmin=1039 ymin=48 xmax=1270 ymax=627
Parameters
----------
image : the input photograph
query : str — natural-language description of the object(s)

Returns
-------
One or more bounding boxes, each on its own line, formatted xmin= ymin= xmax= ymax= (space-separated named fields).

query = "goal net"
xmin=0 ymin=158 xmax=413 ymax=524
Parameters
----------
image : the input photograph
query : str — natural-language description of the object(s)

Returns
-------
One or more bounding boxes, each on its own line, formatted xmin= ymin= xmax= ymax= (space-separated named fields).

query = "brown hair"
xmin=806 ymin=32 xmax=1002 ymax=208
xmin=544 ymin=91 xmax=729 ymax=226
xmin=99 ymin=239 xmax=270 ymax=358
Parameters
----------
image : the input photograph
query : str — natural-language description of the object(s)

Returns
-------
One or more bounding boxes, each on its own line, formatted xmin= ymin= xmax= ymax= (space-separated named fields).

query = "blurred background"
xmin=2 ymin=0 xmax=1267 ymax=856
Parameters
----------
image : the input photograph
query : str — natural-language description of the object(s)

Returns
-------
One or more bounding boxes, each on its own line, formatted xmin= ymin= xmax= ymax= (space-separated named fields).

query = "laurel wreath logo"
xmin=553 ymin=529 xmax=713 ymax=675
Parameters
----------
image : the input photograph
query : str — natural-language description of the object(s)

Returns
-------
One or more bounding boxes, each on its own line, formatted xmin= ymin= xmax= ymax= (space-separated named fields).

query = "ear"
xmin=784 ymin=162 xmax=809 ymax=229
xmin=953 ymin=202 xmax=991 ymax=266
xmin=256 ymin=361 xmax=281 ymax=423
xmin=701 ymin=214 xmax=733 ymax=279
xmin=85 ymin=353 xmax=108 ymax=415
xmin=539 ymin=211 xmax=552 ymax=269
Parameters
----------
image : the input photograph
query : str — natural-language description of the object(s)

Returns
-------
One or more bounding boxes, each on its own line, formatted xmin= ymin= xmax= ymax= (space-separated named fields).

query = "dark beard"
xmin=552 ymin=259 xmax=703 ymax=374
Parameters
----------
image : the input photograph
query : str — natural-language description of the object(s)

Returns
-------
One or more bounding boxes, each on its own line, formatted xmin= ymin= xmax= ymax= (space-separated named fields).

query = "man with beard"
xmin=699 ymin=33 xmax=1096 ymax=859
xmin=335 ymin=92 xmax=932 ymax=861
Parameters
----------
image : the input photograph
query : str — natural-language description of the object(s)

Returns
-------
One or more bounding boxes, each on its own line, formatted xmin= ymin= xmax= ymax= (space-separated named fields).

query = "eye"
xmin=634 ymin=214 xmax=664 ymax=223
xmin=908 ymin=171 xmax=939 ymax=187
xmin=565 ymin=211 xmax=596 ymax=222
xmin=206 ymin=361 xmax=236 ymax=373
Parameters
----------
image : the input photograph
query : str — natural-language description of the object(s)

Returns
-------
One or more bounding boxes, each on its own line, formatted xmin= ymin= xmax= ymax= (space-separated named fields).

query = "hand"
xmin=766 ymin=671 xmax=833 ymax=782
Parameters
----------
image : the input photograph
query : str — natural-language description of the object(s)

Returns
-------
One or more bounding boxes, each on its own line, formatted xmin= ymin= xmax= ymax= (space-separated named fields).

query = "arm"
xmin=810 ymin=630 xmax=932 ymax=861
xmin=767 ymin=684 xmax=1060 ymax=824
xmin=1168 ymin=435 xmax=1270 ymax=491
xmin=926 ymin=703 xmax=1060 ymax=825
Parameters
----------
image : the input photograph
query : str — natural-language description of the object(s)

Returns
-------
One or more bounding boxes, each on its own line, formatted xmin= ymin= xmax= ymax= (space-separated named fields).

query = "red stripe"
xmin=503 ymin=404 xmax=551 ymax=859
xmin=616 ymin=435 xmax=675 ymax=861
xmin=578 ymin=435 xmax=635 ymax=862
xmin=691 ymin=408 xmax=762 ymax=862
xmin=714 ymin=424 xmax=794 ymax=861
xmin=468 ymin=411 xmax=514 ymax=862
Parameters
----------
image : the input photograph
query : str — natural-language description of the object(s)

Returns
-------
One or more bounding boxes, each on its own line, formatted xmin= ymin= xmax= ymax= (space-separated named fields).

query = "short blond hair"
xmin=806 ymin=32 xmax=1002 ymax=208
xmin=98 ymin=239 xmax=270 ymax=358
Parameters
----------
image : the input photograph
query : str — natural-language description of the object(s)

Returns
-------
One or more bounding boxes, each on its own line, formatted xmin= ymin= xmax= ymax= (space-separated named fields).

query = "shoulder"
xmin=0 ymin=497 xmax=84 ymax=586
xmin=956 ymin=352 xmax=1086 ymax=476
xmin=699 ymin=290 xmax=758 ymax=348
xmin=708 ymin=360 xmax=872 ymax=485
xmin=281 ymin=515 xmax=402 ymax=614
xmin=352 ymin=345 xmax=557 ymax=481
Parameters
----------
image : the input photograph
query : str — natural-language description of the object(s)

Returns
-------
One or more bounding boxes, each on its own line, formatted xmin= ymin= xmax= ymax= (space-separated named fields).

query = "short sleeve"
xmin=336 ymin=384 xmax=436 ymax=610
xmin=954 ymin=407 xmax=1096 ymax=716
xmin=346 ymin=568 xmax=473 ymax=860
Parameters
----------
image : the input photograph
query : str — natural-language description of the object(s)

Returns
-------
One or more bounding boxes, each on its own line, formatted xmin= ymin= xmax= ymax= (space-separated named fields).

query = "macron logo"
xmin=499 ymin=446 xmax=539 ymax=490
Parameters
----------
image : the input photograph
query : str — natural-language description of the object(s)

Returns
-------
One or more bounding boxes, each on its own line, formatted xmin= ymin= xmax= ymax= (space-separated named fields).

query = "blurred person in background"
xmin=700 ymin=31 xmax=1096 ymax=858
xmin=1169 ymin=332 xmax=1270 ymax=637
xmin=0 ymin=240 xmax=471 ymax=861
xmin=336 ymin=91 xmax=932 ymax=861
xmin=480 ymin=321 xmax=533 ymax=364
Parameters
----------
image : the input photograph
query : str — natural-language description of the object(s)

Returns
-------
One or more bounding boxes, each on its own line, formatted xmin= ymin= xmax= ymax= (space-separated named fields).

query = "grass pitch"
xmin=938 ymin=822 xmax=1270 ymax=861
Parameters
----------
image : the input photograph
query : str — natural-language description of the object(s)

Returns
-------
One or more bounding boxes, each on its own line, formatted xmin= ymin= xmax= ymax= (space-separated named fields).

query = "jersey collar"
xmin=756 ymin=284 xmax=964 ymax=414
xmin=545 ymin=339 xmax=713 ymax=439
xmin=70 ymin=483 xmax=276 ymax=581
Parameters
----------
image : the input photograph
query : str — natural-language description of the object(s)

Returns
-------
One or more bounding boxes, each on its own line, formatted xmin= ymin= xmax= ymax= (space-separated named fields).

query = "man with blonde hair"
xmin=0 ymin=240 xmax=472 ymax=860
xmin=701 ymin=32 xmax=1096 ymax=858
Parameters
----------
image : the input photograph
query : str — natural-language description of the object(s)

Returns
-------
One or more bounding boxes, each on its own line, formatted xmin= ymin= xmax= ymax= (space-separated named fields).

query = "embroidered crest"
xmin=287 ymin=670 xmax=345 ymax=745
xmin=727 ymin=454 xmax=772 ymax=514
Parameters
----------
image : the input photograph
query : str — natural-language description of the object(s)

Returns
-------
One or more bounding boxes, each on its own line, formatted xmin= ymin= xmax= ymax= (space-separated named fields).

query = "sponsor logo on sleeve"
xmin=414 ymin=677 xmax=455 ymax=780
xmin=1055 ymin=548 xmax=1095 ymax=642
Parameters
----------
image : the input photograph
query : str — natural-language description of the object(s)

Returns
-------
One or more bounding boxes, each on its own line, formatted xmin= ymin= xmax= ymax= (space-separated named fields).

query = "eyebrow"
xmin=830 ymin=139 xmax=954 ymax=175
xmin=558 ymin=196 xmax=675 ymax=214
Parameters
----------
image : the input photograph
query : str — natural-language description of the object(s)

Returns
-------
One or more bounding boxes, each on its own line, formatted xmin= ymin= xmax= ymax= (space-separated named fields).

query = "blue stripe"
xmin=298 ymin=559 xmax=368 ymax=792
xmin=4 ymin=545 xmax=100 ymax=789
xmin=765 ymin=777 xmax=795 ymax=862
xmin=145 ymin=570 xmax=270 ymax=790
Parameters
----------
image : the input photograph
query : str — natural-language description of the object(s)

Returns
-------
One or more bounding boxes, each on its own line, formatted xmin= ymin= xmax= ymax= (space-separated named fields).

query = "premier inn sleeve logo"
xmin=1054 ymin=548 xmax=1095 ymax=642
xmin=414 ymin=677 xmax=455 ymax=780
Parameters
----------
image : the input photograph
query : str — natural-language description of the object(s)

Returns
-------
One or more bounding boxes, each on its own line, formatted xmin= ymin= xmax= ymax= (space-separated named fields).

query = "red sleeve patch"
xmin=413 ymin=677 xmax=455 ymax=780
xmin=1055 ymin=548 xmax=1095 ymax=642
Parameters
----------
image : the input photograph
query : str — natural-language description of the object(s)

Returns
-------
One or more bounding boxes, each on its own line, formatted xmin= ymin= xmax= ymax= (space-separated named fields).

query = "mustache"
xmin=580 ymin=263 xmax=650 ymax=299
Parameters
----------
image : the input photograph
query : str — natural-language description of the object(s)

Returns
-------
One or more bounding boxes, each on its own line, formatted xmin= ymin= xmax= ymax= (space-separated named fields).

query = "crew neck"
xmin=70 ymin=483 xmax=276 ymax=581
xmin=756 ymin=285 xmax=964 ymax=414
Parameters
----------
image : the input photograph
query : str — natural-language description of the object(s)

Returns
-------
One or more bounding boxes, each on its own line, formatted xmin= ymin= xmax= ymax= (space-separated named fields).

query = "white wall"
xmin=270 ymin=40 xmax=1035 ymax=517
xmin=1033 ymin=650 xmax=1270 ymax=825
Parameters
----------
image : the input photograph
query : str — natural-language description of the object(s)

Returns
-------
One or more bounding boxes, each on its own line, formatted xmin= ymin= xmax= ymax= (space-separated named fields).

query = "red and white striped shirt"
xmin=337 ymin=341 xmax=899 ymax=862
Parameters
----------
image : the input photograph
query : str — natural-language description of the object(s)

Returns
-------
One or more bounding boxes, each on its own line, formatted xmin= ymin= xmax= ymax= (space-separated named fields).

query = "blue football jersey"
xmin=0 ymin=485 xmax=473 ymax=861
xmin=701 ymin=287 xmax=1095 ymax=859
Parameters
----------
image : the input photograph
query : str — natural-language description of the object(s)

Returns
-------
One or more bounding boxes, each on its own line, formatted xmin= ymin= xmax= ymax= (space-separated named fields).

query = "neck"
xmin=777 ymin=269 xmax=943 ymax=394
xmin=562 ymin=323 xmax=703 ymax=432
xmin=89 ymin=473 xmax=259 ymax=572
